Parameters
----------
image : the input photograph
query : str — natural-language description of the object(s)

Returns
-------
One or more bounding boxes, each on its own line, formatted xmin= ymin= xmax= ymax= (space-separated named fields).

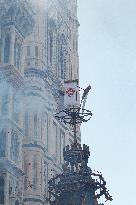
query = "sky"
xmin=78 ymin=0 xmax=136 ymax=205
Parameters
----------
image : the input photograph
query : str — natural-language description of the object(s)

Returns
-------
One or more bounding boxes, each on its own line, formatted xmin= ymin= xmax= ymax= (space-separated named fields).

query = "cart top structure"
xmin=47 ymin=86 xmax=113 ymax=205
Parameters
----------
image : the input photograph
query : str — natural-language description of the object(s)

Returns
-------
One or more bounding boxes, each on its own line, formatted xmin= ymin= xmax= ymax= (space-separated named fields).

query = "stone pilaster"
xmin=9 ymin=26 xmax=15 ymax=65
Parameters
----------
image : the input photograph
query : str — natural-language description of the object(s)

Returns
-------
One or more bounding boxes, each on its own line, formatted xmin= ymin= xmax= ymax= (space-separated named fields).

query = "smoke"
xmin=29 ymin=0 xmax=45 ymax=10
xmin=0 ymin=80 xmax=23 ymax=119
xmin=0 ymin=78 xmax=48 ymax=132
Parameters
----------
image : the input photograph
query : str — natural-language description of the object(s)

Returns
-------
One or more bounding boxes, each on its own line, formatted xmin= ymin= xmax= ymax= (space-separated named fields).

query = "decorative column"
xmin=8 ymin=86 xmax=13 ymax=119
xmin=1 ymin=37 xmax=5 ymax=63
xmin=9 ymin=26 xmax=15 ymax=65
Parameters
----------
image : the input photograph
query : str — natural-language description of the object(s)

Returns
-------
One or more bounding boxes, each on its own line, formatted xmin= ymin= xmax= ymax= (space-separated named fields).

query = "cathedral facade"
xmin=0 ymin=0 xmax=79 ymax=204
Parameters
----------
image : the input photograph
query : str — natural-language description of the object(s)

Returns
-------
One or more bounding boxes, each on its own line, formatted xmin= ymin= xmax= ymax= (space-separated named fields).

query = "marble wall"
xmin=0 ymin=0 xmax=79 ymax=204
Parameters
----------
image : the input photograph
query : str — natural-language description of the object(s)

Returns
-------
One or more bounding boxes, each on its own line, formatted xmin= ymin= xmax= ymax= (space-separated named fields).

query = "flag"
xmin=81 ymin=85 xmax=91 ymax=102
xmin=64 ymin=81 xmax=79 ymax=108
xmin=81 ymin=85 xmax=91 ymax=110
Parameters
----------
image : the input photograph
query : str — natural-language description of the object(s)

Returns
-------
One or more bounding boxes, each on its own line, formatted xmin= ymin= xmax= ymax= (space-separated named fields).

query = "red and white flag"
xmin=64 ymin=81 xmax=79 ymax=108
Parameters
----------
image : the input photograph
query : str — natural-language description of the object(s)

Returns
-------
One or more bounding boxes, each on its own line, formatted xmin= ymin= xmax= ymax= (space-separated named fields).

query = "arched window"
xmin=0 ymin=176 xmax=5 ymax=204
xmin=53 ymin=122 xmax=57 ymax=157
xmin=49 ymin=32 xmax=53 ymax=64
xmin=60 ymin=44 xmax=64 ymax=78
xmin=71 ymin=65 xmax=73 ymax=80
xmin=1 ymin=88 xmax=8 ymax=115
xmin=10 ymin=131 xmax=19 ymax=162
xmin=4 ymin=34 xmax=10 ymax=63
xmin=0 ymin=129 xmax=6 ymax=157
xmin=60 ymin=130 xmax=65 ymax=163
xmin=27 ymin=46 xmax=30 ymax=56
xmin=24 ymin=112 xmax=29 ymax=136
xmin=12 ymin=92 xmax=19 ymax=123
xmin=0 ymin=42 xmax=2 ymax=63
xmin=24 ymin=156 xmax=28 ymax=189
xmin=14 ymin=40 xmax=21 ymax=69
xmin=35 ymin=46 xmax=38 ymax=57
xmin=33 ymin=156 xmax=38 ymax=190
xmin=59 ymin=34 xmax=67 ymax=79
xmin=34 ymin=114 xmax=38 ymax=137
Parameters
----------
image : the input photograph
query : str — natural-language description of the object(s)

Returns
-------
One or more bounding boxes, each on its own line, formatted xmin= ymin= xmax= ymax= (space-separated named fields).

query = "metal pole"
xmin=73 ymin=105 xmax=77 ymax=143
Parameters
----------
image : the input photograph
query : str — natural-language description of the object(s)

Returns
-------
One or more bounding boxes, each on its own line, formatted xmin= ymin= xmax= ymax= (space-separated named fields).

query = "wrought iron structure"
xmin=47 ymin=87 xmax=113 ymax=205
xmin=55 ymin=106 xmax=92 ymax=143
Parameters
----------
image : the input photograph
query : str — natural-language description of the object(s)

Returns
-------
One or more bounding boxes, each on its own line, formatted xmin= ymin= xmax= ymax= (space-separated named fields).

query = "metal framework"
xmin=55 ymin=106 xmax=92 ymax=143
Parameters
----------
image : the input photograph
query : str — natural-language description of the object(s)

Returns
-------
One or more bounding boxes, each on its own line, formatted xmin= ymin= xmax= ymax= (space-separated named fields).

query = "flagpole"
xmin=73 ymin=105 xmax=77 ymax=143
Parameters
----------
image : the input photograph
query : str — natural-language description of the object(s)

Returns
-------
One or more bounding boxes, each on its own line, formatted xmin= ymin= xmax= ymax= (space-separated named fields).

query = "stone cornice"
xmin=24 ymin=68 xmax=64 ymax=95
